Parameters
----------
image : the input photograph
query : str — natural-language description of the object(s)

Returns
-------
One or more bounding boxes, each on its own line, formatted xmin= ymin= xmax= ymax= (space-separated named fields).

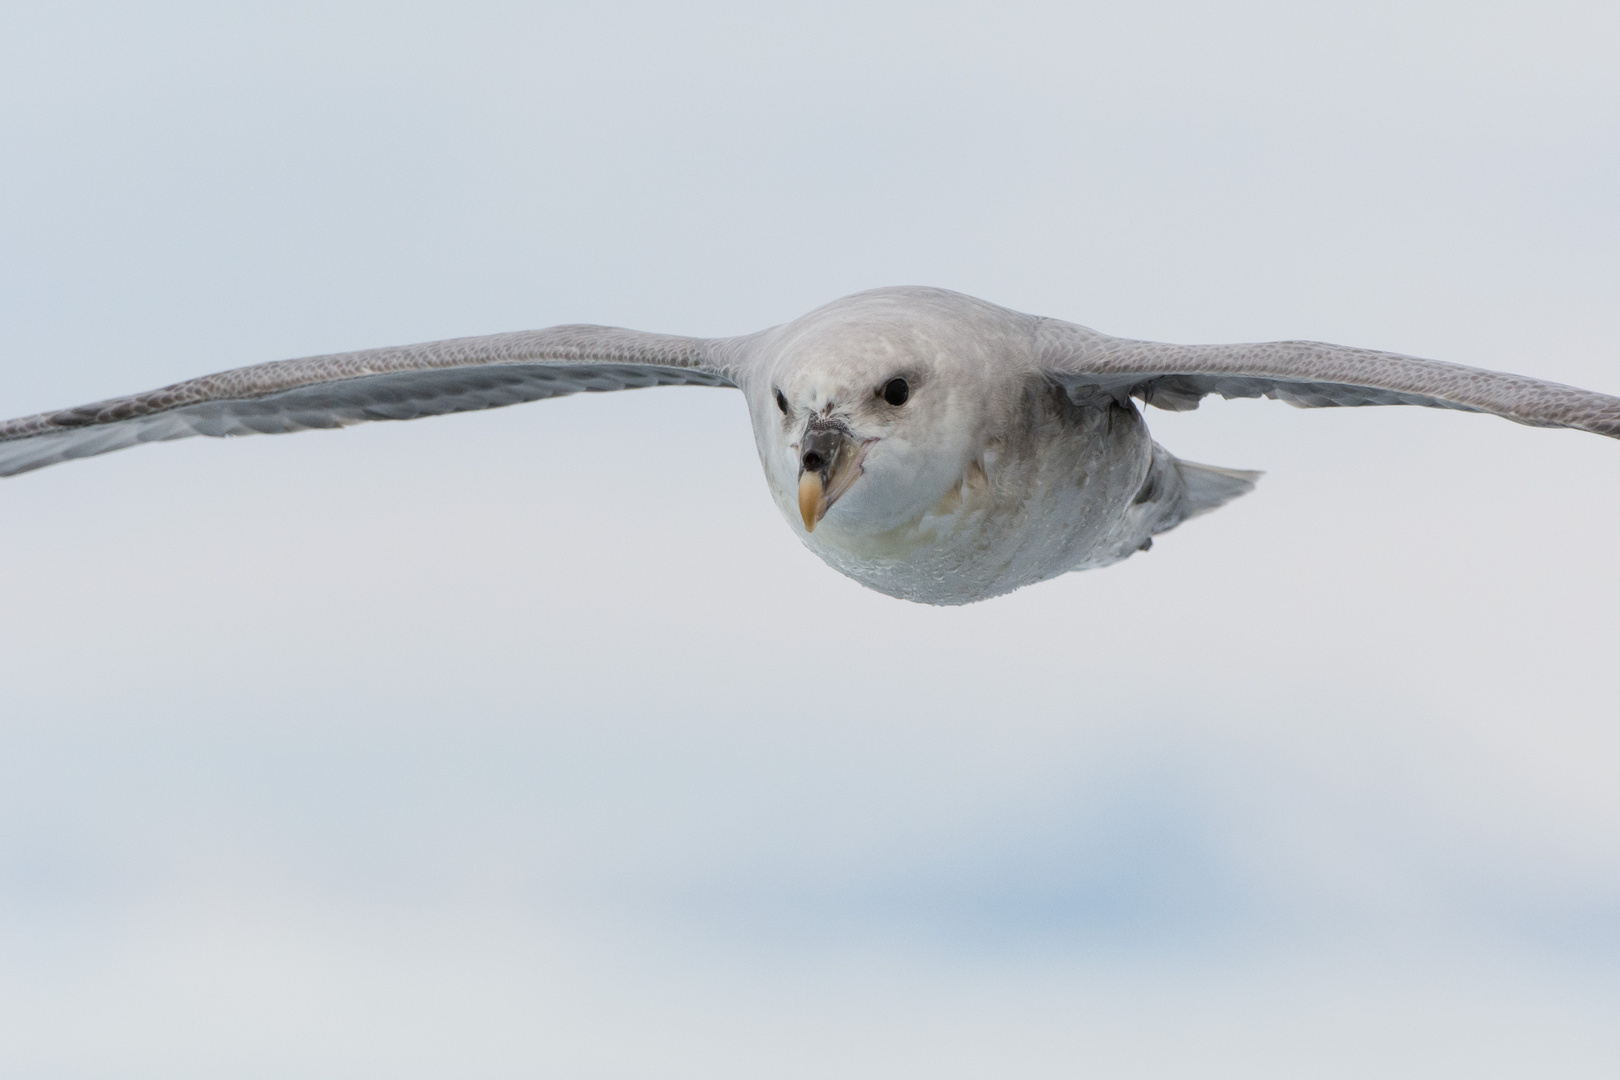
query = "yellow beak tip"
xmin=797 ymin=473 xmax=824 ymax=532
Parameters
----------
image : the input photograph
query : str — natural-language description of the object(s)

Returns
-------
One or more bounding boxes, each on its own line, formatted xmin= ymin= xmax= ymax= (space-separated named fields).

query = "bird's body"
xmin=744 ymin=290 xmax=1254 ymax=603
xmin=3 ymin=287 xmax=1615 ymax=605
xmin=788 ymin=382 xmax=1158 ymax=604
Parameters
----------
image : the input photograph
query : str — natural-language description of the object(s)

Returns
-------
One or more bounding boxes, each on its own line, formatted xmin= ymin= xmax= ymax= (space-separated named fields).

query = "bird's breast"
xmin=797 ymin=396 xmax=1157 ymax=605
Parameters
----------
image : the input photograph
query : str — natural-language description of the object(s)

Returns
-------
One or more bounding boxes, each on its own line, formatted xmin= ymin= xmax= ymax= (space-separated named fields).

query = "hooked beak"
xmin=796 ymin=418 xmax=869 ymax=532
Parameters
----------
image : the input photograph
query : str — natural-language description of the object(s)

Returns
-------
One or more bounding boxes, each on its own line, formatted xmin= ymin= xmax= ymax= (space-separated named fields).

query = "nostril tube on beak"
xmin=798 ymin=423 xmax=846 ymax=476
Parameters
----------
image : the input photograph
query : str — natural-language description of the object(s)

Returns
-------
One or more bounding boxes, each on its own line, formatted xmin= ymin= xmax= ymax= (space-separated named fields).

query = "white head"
xmin=744 ymin=288 xmax=1036 ymax=542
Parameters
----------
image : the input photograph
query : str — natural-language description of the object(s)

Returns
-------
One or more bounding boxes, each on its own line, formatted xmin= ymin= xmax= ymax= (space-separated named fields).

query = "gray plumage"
xmin=0 ymin=327 xmax=733 ymax=477
xmin=3 ymin=287 xmax=1614 ymax=604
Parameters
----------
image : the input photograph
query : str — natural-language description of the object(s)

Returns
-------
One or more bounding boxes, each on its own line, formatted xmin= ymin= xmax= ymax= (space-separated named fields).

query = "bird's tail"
xmin=1172 ymin=458 xmax=1261 ymax=521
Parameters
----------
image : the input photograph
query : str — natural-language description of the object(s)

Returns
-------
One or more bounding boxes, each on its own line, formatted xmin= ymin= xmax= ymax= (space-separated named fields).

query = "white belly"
xmin=800 ymin=402 xmax=1160 ymax=605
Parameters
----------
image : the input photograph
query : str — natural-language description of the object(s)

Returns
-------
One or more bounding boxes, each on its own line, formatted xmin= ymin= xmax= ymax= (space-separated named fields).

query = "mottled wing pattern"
xmin=0 ymin=325 xmax=738 ymax=476
xmin=1036 ymin=319 xmax=1620 ymax=439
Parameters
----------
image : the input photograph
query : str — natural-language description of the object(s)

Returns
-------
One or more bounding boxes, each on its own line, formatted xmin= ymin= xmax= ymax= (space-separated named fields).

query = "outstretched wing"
xmin=0 ymin=325 xmax=739 ymax=477
xmin=1036 ymin=320 xmax=1620 ymax=439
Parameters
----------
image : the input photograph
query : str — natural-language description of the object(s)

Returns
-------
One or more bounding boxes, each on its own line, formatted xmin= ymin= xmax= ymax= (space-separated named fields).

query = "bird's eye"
xmin=775 ymin=389 xmax=789 ymax=414
xmin=881 ymin=377 xmax=910 ymax=407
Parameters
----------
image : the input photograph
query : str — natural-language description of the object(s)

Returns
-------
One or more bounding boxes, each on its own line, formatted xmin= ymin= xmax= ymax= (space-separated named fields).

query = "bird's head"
xmin=747 ymin=288 xmax=1028 ymax=540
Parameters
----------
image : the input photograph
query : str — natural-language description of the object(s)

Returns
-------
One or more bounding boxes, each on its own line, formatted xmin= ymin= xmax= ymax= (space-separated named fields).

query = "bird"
xmin=3 ymin=286 xmax=1616 ymax=605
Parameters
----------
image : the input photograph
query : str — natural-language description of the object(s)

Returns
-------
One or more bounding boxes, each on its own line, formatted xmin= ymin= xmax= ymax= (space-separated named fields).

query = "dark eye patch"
xmin=775 ymin=389 xmax=789 ymax=414
xmin=881 ymin=377 xmax=910 ymax=407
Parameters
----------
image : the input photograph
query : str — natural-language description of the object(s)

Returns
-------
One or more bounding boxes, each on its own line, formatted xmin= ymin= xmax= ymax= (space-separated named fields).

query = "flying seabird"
xmin=3 ymin=287 xmax=1615 ymax=605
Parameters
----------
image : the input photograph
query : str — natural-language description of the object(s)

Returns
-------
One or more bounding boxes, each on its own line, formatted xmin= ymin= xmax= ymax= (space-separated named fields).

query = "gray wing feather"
xmin=1037 ymin=320 xmax=1620 ymax=439
xmin=0 ymin=325 xmax=738 ymax=476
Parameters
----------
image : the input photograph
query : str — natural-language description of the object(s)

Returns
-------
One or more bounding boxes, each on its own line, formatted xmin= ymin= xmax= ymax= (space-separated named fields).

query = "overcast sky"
xmin=2 ymin=2 xmax=1618 ymax=1077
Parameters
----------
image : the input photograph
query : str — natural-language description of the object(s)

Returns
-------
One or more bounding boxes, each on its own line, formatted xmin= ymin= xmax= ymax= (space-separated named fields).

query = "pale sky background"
xmin=1 ymin=2 xmax=1618 ymax=1077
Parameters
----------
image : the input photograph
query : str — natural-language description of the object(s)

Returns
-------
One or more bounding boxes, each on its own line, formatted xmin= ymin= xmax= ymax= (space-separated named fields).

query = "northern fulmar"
xmin=3 ymin=287 xmax=1616 ymax=605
